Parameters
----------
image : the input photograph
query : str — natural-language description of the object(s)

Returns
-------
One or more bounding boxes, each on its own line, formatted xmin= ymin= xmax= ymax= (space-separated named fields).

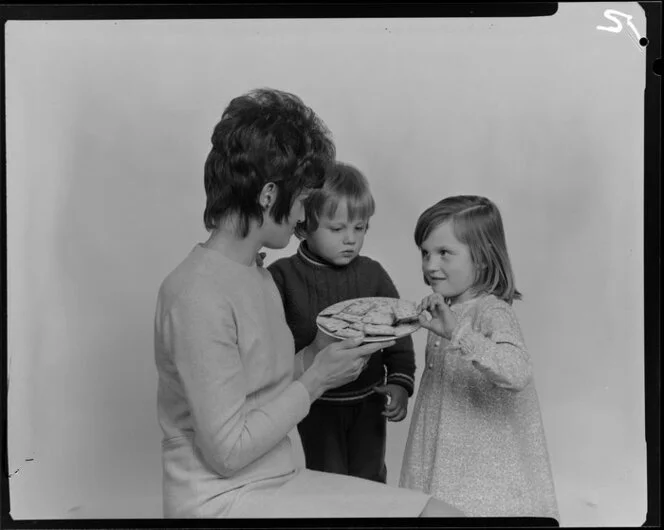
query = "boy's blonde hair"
xmin=297 ymin=162 xmax=375 ymax=237
xmin=414 ymin=195 xmax=522 ymax=304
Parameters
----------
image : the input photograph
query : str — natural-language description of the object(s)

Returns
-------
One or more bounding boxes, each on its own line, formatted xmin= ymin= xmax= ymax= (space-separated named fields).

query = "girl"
xmin=399 ymin=195 xmax=559 ymax=520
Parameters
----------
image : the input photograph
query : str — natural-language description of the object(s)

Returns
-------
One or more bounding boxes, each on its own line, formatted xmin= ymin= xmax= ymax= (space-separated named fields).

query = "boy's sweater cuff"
xmin=385 ymin=373 xmax=415 ymax=397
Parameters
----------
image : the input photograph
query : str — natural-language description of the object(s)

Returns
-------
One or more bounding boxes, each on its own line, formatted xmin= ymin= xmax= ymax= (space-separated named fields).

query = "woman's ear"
xmin=259 ymin=182 xmax=278 ymax=209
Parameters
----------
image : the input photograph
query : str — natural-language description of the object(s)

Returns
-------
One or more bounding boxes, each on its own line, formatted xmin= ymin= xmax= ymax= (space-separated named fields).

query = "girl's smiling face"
xmin=420 ymin=220 xmax=478 ymax=304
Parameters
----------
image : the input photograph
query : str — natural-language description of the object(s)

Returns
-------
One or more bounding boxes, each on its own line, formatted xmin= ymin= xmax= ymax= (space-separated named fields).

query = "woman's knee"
xmin=419 ymin=497 xmax=466 ymax=517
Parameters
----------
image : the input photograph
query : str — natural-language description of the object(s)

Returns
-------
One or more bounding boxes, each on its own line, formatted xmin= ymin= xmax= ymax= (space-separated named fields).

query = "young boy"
xmin=268 ymin=161 xmax=416 ymax=484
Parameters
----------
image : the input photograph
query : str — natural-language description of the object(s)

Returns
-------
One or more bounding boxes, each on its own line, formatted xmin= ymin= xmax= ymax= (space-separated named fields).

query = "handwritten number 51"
xmin=597 ymin=9 xmax=643 ymax=43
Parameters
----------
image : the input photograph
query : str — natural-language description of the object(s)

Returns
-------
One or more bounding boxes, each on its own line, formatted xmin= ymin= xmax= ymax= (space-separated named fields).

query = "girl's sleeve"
xmin=164 ymin=291 xmax=311 ymax=477
xmin=450 ymin=301 xmax=533 ymax=391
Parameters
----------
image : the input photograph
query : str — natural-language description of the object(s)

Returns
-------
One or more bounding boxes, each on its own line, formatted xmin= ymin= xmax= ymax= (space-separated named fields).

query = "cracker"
xmin=335 ymin=312 xmax=364 ymax=324
xmin=349 ymin=321 xmax=366 ymax=331
xmin=363 ymin=323 xmax=398 ymax=336
xmin=319 ymin=301 xmax=353 ymax=317
xmin=343 ymin=301 xmax=376 ymax=316
xmin=362 ymin=310 xmax=395 ymax=326
xmin=335 ymin=327 xmax=365 ymax=339
xmin=394 ymin=301 xmax=420 ymax=323
xmin=318 ymin=317 xmax=349 ymax=333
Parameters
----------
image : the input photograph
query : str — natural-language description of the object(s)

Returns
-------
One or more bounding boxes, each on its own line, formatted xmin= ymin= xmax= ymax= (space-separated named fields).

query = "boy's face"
xmin=306 ymin=199 xmax=368 ymax=266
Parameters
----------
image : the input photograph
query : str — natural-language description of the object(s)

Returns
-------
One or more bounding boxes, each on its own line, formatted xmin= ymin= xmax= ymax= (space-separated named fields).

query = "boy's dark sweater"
xmin=268 ymin=241 xmax=416 ymax=404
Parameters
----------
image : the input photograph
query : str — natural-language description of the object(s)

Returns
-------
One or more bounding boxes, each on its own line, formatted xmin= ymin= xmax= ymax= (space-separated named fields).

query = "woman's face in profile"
xmin=261 ymin=190 xmax=309 ymax=249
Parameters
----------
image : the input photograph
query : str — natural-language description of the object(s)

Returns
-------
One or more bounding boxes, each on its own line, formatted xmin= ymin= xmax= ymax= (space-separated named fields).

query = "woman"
xmin=154 ymin=88 xmax=464 ymax=518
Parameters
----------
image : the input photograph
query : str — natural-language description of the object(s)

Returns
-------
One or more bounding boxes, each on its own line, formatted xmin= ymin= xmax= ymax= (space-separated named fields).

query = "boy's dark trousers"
xmin=297 ymin=392 xmax=387 ymax=483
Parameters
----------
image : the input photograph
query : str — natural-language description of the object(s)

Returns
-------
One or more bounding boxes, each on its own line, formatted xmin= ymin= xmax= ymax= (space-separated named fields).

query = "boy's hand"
xmin=418 ymin=293 xmax=457 ymax=339
xmin=373 ymin=384 xmax=408 ymax=422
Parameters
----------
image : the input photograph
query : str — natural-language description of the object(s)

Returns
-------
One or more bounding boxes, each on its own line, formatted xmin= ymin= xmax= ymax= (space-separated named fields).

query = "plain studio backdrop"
xmin=6 ymin=3 xmax=648 ymax=526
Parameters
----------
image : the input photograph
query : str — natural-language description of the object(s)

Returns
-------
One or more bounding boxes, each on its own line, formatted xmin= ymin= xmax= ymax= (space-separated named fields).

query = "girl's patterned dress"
xmin=400 ymin=294 xmax=559 ymax=520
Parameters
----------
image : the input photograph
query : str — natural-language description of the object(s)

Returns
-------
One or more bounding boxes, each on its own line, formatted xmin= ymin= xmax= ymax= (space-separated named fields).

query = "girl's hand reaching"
xmin=418 ymin=293 xmax=458 ymax=339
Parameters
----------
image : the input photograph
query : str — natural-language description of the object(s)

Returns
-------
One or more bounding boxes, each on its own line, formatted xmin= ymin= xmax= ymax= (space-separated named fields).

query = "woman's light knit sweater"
xmin=154 ymin=244 xmax=311 ymax=517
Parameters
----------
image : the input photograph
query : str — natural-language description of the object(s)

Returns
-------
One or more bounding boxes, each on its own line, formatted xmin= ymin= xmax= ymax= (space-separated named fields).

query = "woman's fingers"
xmin=342 ymin=340 xmax=394 ymax=379
xmin=351 ymin=355 xmax=371 ymax=378
xmin=320 ymin=339 xmax=396 ymax=385
xmin=353 ymin=343 xmax=392 ymax=371
xmin=333 ymin=339 xmax=394 ymax=357
xmin=360 ymin=340 xmax=395 ymax=354
xmin=337 ymin=336 xmax=365 ymax=349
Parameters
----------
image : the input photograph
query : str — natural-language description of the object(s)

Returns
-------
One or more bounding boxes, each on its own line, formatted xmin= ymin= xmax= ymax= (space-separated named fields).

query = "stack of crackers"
xmin=317 ymin=298 xmax=421 ymax=339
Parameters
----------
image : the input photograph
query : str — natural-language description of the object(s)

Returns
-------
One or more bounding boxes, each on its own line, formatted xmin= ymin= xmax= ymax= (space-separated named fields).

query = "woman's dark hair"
xmin=203 ymin=88 xmax=336 ymax=237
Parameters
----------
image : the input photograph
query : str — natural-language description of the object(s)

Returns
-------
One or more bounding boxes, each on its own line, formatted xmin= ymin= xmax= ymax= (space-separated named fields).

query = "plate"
xmin=316 ymin=297 xmax=421 ymax=343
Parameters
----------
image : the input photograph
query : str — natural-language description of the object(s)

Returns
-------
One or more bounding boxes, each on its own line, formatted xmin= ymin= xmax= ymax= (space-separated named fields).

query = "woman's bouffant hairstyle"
xmin=413 ymin=195 xmax=522 ymax=304
xmin=296 ymin=161 xmax=375 ymax=238
xmin=203 ymin=88 xmax=336 ymax=237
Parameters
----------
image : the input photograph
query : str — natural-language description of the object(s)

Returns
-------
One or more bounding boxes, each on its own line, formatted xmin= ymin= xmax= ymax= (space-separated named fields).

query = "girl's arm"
xmin=450 ymin=302 xmax=533 ymax=391
xmin=165 ymin=293 xmax=311 ymax=478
